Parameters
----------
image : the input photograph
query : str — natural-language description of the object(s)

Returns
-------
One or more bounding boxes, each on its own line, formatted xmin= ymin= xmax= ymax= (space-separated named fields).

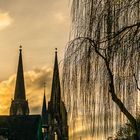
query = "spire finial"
xmin=55 ymin=48 xmax=57 ymax=53
xmin=19 ymin=45 xmax=22 ymax=52
xmin=44 ymin=81 xmax=46 ymax=94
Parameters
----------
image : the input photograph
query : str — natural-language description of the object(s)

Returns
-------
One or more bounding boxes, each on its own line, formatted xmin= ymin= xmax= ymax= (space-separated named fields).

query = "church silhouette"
xmin=0 ymin=47 xmax=69 ymax=140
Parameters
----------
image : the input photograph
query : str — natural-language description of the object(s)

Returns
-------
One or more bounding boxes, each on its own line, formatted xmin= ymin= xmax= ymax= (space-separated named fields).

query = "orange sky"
xmin=0 ymin=1 xmax=97 ymax=139
xmin=0 ymin=0 xmax=70 ymax=80
xmin=0 ymin=0 xmax=70 ymax=114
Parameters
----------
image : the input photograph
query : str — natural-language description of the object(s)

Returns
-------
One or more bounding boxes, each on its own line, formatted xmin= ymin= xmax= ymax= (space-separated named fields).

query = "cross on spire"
xmin=55 ymin=48 xmax=57 ymax=53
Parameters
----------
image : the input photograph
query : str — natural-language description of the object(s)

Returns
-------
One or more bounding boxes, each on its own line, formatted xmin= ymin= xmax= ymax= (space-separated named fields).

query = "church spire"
xmin=42 ymin=82 xmax=47 ymax=116
xmin=10 ymin=46 xmax=29 ymax=115
xmin=14 ymin=46 xmax=26 ymax=100
xmin=50 ymin=48 xmax=61 ymax=108
xmin=46 ymin=49 xmax=69 ymax=140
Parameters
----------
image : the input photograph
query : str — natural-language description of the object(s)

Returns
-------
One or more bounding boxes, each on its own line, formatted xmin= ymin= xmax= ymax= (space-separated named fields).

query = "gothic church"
xmin=0 ymin=47 xmax=68 ymax=140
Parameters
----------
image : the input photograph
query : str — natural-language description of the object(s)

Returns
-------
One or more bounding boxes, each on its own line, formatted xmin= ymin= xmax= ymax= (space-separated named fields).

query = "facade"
xmin=42 ymin=50 xmax=69 ymax=140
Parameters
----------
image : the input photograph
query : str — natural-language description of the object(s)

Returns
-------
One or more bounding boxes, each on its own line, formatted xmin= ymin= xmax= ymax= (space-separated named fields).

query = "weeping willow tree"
xmin=62 ymin=0 xmax=140 ymax=139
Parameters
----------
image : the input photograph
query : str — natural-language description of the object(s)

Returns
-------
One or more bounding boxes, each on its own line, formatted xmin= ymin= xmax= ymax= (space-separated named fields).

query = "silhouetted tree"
xmin=63 ymin=0 xmax=140 ymax=139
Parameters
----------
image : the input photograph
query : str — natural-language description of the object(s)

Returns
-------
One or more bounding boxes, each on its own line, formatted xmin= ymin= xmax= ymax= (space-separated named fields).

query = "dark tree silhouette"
xmin=63 ymin=0 xmax=140 ymax=139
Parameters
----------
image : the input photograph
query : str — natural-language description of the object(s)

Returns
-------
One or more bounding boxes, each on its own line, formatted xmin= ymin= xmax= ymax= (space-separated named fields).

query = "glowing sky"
xmin=0 ymin=1 xmax=111 ymax=139
xmin=0 ymin=0 xmax=70 ymax=115
xmin=0 ymin=0 xmax=70 ymax=79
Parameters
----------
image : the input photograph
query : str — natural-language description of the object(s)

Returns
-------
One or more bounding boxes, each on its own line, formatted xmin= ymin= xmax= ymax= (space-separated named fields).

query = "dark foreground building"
xmin=0 ymin=47 xmax=68 ymax=140
xmin=0 ymin=115 xmax=42 ymax=140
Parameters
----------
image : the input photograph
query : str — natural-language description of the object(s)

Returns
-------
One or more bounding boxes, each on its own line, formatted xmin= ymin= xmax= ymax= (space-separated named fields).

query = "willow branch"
xmin=134 ymin=74 xmax=140 ymax=91
xmin=99 ymin=22 xmax=140 ymax=43
xmin=88 ymin=39 xmax=138 ymax=130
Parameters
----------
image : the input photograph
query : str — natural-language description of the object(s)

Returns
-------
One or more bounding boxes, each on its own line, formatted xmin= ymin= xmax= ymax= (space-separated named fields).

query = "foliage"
xmin=63 ymin=0 xmax=140 ymax=139
xmin=109 ymin=117 xmax=140 ymax=140
xmin=108 ymin=124 xmax=134 ymax=140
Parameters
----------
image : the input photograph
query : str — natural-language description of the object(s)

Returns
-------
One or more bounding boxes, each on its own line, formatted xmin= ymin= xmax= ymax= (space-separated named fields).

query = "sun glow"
xmin=0 ymin=11 xmax=13 ymax=30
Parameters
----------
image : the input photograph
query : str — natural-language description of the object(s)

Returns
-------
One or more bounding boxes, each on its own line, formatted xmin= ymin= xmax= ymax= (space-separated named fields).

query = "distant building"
xmin=41 ymin=49 xmax=69 ymax=140
xmin=0 ymin=47 xmax=42 ymax=140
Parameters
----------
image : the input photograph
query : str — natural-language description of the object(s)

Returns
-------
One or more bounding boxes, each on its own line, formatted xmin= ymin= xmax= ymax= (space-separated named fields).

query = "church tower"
xmin=46 ymin=49 xmax=68 ymax=140
xmin=10 ymin=46 xmax=29 ymax=115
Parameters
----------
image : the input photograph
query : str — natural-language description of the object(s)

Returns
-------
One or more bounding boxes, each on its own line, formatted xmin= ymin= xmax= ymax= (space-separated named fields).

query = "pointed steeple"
xmin=50 ymin=48 xmax=61 ymax=108
xmin=46 ymin=49 xmax=69 ymax=140
xmin=42 ymin=82 xmax=47 ymax=116
xmin=42 ymin=82 xmax=48 ymax=128
xmin=10 ymin=46 xmax=29 ymax=115
xmin=14 ymin=46 xmax=26 ymax=100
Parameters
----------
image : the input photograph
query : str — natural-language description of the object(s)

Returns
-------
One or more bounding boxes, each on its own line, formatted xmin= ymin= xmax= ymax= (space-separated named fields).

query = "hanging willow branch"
xmin=134 ymin=74 xmax=140 ymax=91
xmin=63 ymin=0 xmax=140 ymax=139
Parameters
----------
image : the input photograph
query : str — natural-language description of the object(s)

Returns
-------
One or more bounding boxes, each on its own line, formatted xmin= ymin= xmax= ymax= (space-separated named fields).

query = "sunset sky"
xmin=0 ymin=1 xmax=117 ymax=140
xmin=0 ymin=1 xmax=95 ymax=140
xmin=0 ymin=0 xmax=70 ymax=115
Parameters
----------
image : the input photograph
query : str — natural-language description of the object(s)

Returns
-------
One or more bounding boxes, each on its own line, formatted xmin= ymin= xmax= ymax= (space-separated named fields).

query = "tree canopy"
xmin=63 ymin=0 xmax=140 ymax=139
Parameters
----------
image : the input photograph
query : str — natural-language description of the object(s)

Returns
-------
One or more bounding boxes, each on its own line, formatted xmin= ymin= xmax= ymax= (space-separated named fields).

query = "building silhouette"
xmin=10 ymin=46 xmax=29 ymax=115
xmin=42 ymin=49 xmax=69 ymax=140
xmin=0 ymin=47 xmax=42 ymax=140
xmin=0 ymin=47 xmax=68 ymax=140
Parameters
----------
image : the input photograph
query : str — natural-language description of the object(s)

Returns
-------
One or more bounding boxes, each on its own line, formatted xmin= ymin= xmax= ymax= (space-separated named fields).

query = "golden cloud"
xmin=0 ymin=66 xmax=52 ymax=115
xmin=0 ymin=66 xmax=95 ymax=140
xmin=0 ymin=11 xmax=13 ymax=30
